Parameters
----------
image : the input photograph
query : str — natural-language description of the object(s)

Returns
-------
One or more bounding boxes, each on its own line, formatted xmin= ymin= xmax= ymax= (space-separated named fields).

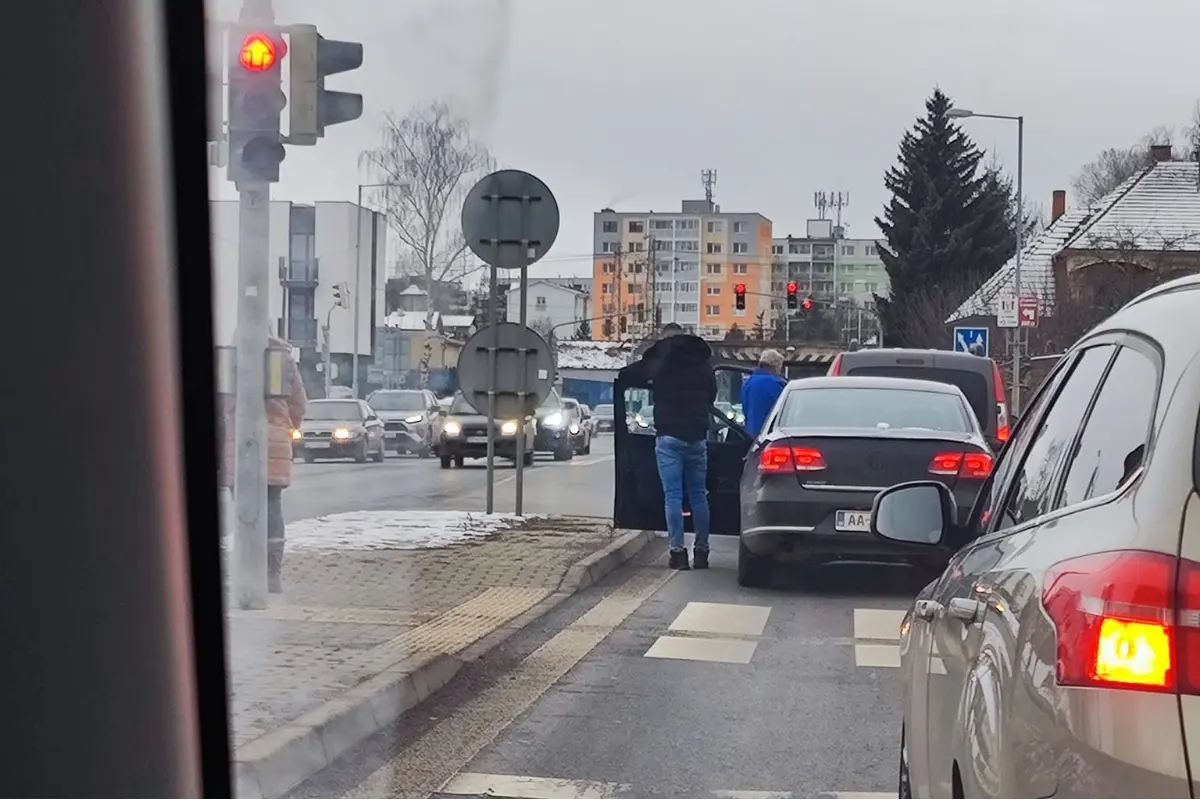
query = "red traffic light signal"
xmin=734 ymin=283 xmax=746 ymax=294
xmin=786 ymin=281 xmax=798 ymax=294
xmin=801 ymin=297 xmax=814 ymax=311
xmin=734 ymin=283 xmax=746 ymax=311
xmin=239 ymin=32 xmax=285 ymax=72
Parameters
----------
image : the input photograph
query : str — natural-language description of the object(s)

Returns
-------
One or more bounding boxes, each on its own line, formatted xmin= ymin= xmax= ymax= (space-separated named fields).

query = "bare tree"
xmin=1071 ymin=124 xmax=1193 ymax=205
xmin=360 ymin=101 xmax=494 ymax=384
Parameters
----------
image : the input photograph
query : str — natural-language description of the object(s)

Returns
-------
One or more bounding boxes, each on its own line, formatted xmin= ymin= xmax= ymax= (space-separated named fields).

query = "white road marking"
xmin=570 ymin=454 xmax=614 ymax=467
xmin=668 ymin=601 xmax=773 ymax=638
xmin=438 ymin=772 xmax=626 ymax=798
xmin=853 ymin=608 xmax=905 ymax=642
xmin=644 ymin=635 xmax=759 ymax=664
xmin=713 ymin=791 xmax=795 ymax=798
xmin=854 ymin=643 xmax=901 ymax=668
xmin=826 ymin=793 xmax=897 ymax=798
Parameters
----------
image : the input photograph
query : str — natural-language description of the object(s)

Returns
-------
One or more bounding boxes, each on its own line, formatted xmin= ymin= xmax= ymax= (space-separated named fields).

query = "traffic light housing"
xmin=288 ymin=24 xmax=364 ymax=145
xmin=801 ymin=296 xmax=814 ymax=312
xmin=734 ymin=283 xmax=747 ymax=311
xmin=332 ymin=282 xmax=348 ymax=308
xmin=786 ymin=281 xmax=798 ymax=310
xmin=227 ymin=27 xmax=287 ymax=183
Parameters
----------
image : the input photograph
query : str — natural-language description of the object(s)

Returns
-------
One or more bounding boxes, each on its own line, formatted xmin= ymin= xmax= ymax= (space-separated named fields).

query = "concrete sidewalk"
xmin=225 ymin=512 xmax=653 ymax=798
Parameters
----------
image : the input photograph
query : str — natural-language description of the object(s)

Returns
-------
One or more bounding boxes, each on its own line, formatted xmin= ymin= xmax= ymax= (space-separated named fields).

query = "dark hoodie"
xmin=626 ymin=333 xmax=716 ymax=442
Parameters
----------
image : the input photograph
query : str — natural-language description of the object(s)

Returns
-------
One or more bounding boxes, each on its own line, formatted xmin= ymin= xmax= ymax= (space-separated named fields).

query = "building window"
xmin=838 ymin=283 xmax=854 ymax=293
xmin=601 ymin=283 xmax=612 ymax=294
xmin=602 ymin=220 xmax=618 ymax=233
xmin=601 ymin=241 xmax=619 ymax=253
xmin=772 ymin=244 xmax=784 ymax=255
xmin=677 ymin=240 xmax=698 ymax=251
xmin=628 ymin=221 xmax=644 ymax=233
xmin=706 ymin=220 xmax=724 ymax=233
xmin=706 ymin=263 xmax=721 ymax=275
xmin=706 ymin=285 xmax=721 ymax=295
xmin=733 ymin=221 xmax=747 ymax=233
xmin=732 ymin=242 xmax=748 ymax=254
xmin=290 ymin=233 xmax=314 ymax=262
xmin=652 ymin=219 xmax=673 ymax=230
xmin=706 ymin=242 xmax=722 ymax=254
xmin=653 ymin=239 xmax=672 ymax=251
xmin=678 ymin=281 xmax=698 ymax=292
xmin=628 ymin=241 xmax=645 ymax=252
xmin=705 ymin=304 xmax=721 ymax=316
xmin=732 ymin=263 xmax=747 ymax=274
xmin=865 ymin=282 xmax=879 ymax=292
xmin=677 ymin=219 xmax=699 ymax=230
xmin=842 ymin=245 xmax=855 ymax=255
xmin=866 ymin=244 xmax=878 ymax=256
xmin=602 ymin=262 xmax=615 ymax=274
xmin=677 ymin=303 xmax=698 ymax=313
xmin=535 ymin=296 xmax=547 ymax=308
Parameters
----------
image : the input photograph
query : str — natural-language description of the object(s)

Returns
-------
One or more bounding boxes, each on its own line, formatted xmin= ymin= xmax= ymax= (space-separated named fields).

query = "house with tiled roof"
xmin=947 ymin=150 xmax=1200 ymax=394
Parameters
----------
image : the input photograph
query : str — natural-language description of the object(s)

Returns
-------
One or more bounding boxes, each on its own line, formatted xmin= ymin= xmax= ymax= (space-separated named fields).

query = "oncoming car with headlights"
xmin=436 ymin=392 xmax=535 ymax=469
xmin=533 ymin=389 xmax=575 ymax=461
xmin=293 ymin=398 xmax=386 ymax=463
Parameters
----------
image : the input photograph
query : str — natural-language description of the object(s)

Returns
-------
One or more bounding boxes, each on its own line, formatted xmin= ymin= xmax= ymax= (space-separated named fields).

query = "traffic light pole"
xmin=231 ymin=0 xmax=276 ymax=611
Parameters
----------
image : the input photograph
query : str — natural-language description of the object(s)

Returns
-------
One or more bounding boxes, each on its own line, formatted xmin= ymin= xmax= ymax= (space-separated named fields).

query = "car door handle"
xmin=947 ymin=597 xmax=984 ymax=624
xmin=914 ymin=599 xmax=943 ymax=620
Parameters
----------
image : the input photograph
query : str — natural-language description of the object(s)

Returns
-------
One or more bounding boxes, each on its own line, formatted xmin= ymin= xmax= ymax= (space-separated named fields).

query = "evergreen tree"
xmin=875 ymin=89 xmax=1017 ymax=347
xmin=574 ymin=318 xmax=592 ymax=340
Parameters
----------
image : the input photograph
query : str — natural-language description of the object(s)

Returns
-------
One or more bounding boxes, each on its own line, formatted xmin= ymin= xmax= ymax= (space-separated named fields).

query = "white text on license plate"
xmin=835 ymin=510 xmax=871 ymax=532
xmin=467 ymin=436 xmax=488 ymax=444
xmin=307 ymin=441 xmax=331 ymax=449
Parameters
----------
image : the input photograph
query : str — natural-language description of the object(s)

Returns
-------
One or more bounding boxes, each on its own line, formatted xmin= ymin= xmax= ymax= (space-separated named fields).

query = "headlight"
xmin=405 ymin=414 xmax=424 ymax=423
xmin=291 ymin=429 xmax=302 ymax=440
xmin=333 ymin=428 xmax=352 ymax=439
xmin=542 ymin=412 xmax=564 ymax=427
xmin=443 ymin=420 xmax=462 ymax=436
xmin=500 ymin=420 xmax=519 ymax=436
xmin=569 ymin=422 xmax=580 ymax=434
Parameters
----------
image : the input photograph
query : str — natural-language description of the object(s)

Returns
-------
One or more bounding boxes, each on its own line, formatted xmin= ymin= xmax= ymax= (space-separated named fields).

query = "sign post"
xmin=996 ymin=293 xmax=1018 ymax=328
xmin=1018 ymin=296 xmax=1040 ymax=328
xmin=460 ymin=170 xmax=561 ymax=515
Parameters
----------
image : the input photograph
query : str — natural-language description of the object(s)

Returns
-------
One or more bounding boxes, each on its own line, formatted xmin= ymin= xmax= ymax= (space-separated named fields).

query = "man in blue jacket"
xmin=742 ymin=349 xmax=787 ymax=436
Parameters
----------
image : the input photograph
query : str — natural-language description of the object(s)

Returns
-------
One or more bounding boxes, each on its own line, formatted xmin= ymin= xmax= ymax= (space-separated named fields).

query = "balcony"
xmin=279 ymin=258 xmax=319 ymax=287
xmin=285 ymin=318 xmax=319 ymax=347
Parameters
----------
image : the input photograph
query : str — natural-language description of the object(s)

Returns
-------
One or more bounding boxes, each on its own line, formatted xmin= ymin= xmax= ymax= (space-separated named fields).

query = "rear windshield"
xmin=844 ymin=366 xmax=991 ymax=429
xmin=776 ymin=387 xmax=974 ymax=433
xmin=367 ymin=391 xmax=425 ymax=411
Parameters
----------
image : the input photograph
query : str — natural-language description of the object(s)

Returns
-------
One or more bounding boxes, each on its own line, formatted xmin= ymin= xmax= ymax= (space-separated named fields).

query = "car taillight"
xmin=828 ymin=354 xmax=843 ymax=376
xmin=1043 ymin=551 xmax=1200 ymax=694
xmin=927 ymin=451 xmax=993 ymax=479
xmin=991 ymin=361 xmax=1010 ymax=442
xmin=758 ymin=443 xmax=826 ymax=473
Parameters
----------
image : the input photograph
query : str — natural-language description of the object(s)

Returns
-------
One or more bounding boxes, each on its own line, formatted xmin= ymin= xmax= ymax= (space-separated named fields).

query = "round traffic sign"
xmin=461 ymin=170 xmax=560 ymax=270
xmin=456 ymin=322 xmax=556 ymax=420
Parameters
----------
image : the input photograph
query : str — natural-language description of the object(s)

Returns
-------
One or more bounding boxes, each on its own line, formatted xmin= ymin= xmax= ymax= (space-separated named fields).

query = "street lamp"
xmin=948 ymin=106 xmax=1025 ymax=415
xmin=352 ymin=182 xmax=396 ymax=398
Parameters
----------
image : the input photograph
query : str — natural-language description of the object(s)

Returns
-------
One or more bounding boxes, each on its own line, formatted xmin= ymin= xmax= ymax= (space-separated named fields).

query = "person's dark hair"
xmin=661 ymin=322 xmax=684 ymax=333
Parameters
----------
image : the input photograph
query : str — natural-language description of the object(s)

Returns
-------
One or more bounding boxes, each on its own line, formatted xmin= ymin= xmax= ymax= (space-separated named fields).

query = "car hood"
xmin=375 ymin=410 xmax=424 ymax=421
xmin=301 ymin=420 xmax=360 ymax=431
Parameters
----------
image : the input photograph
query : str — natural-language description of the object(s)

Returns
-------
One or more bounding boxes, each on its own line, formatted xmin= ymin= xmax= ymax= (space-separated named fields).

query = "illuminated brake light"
xmin=758 ymin=443 xmax=826 ymax=473
xmin=828 ymin=354 xmax=844 ymax=376
xmin=928 ymin=451 xmax=993 ymax=479
xmin=1042 ymin=550 xmax=1200 ymax=693
xmin=991 ymin=361 xmax=1010 ymax=441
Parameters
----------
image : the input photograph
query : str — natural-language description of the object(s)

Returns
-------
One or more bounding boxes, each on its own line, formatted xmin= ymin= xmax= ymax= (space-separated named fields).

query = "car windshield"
xmin=538 ymin=393 xmax=562 ymax=411
xmin=304 ymin=401 xmax=362 ymax=422
xmin=368 ymin=391 xmax=425 ymax=411
xmin=776 ymin=387 xmax=973 ymax=432
xmin=449 ymin=395 xmax=480 ymax=415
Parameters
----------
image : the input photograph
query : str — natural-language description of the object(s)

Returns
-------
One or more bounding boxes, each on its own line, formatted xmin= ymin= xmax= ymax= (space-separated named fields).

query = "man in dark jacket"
xmin=625 ymin=323 xmax=717 ymax=570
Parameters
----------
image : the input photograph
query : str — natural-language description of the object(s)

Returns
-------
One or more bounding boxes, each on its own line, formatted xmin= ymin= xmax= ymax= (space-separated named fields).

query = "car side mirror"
xmin=438 ymin=408 xmax=448 ymax=416
xmin=869 ymin=481 xmax=956 ymax=547
xmin=365 ymin=414 xmax=378 ymax=422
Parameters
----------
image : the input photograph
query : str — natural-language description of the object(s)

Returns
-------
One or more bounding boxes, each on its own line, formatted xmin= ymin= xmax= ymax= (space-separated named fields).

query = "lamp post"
xmin=947 ymin=107 xmax=1025 ymax=415
xmin=352 ymin=182 xmax=394 ymax=398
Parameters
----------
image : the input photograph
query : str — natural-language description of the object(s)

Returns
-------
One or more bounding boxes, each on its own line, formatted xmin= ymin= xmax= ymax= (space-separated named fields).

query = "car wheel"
xmin=303 ymin=452 xmax=315 ymax=464
xmin=354 ymin=441 xmax=368 ymax=463
xmin=454 ymin=455 xmax=465 ymax=468
xmin=737 ymin=539 xmax=771 ymax=588
xmin=371 ymin=440 xmax=385 ymax=462
xmin=418 ymin=443 xmax=431 ymax=458
xmin=898 ymin=723 xmax=912 ymax=798
xmin=523 ymin=449 xmax=534 ymax=466
xmin=553 ymin=443 xmax=573 ymax=461
xmin=439 ymin=455 xmax=452 ymax=469
xmin=582 ymin=439 xmax=592 ymax=455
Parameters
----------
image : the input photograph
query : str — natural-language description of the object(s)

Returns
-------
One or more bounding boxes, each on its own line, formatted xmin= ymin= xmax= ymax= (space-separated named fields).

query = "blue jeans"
xmin=654 ymin=435 xmax=710 ymax=552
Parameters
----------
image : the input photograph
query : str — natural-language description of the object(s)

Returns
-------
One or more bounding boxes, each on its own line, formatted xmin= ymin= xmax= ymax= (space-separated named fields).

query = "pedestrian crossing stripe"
xmin=435 ymin=772 xmax=896 ymax=798
xmin=852 ymin=607 xmax=945 ymax=674
xmin=643 ymin=601 xmax=773 ymax=664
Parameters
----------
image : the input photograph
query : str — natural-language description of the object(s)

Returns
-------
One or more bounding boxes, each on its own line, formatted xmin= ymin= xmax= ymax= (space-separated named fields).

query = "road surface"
xmin=285 ymin=533 xmax=922 ymax=799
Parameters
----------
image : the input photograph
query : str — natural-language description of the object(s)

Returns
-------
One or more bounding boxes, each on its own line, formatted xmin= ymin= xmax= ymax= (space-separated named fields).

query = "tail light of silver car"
xmin=927 ymin=451 xmax=993 ymax=479
xmin=991 ymin=360 xmax=1010 ymax=443
xmin=758 ymin=442 xmax=826 ymax=473
xmin=1042 ymin=550 xmax=1200 ymax=694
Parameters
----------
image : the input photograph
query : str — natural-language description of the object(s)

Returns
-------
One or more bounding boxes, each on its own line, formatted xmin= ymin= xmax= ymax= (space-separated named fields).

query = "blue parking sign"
xmin=952 ymin=326 xmax=989 ymax=356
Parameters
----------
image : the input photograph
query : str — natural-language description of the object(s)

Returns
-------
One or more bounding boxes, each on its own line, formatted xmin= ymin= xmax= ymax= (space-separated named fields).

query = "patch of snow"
xmin=556 ymin=340 xmax=632 ymax=370
xmin=283 ymin=510 xmax=542 ymax=552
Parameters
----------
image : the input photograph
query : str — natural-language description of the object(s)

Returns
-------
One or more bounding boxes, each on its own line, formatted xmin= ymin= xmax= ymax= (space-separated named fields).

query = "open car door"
xmin=613 ymin=363 xmax=754 ymax=534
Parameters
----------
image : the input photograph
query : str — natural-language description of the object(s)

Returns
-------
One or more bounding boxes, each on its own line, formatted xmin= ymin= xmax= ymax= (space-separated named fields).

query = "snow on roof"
xmin=947 ymin=161 xmax=1200 ymax=323
xmin=555 ymin=340 xmax=631 ymax=370
xmin=399 ymin=285 xmax=427 ymax=296
xmin=441 ymin=315 xmax=476 ymax=329
xmin=385 ymin=310 xmax=441 ymax=331
xmin=525 ymin=279 xmax=588 ymax=296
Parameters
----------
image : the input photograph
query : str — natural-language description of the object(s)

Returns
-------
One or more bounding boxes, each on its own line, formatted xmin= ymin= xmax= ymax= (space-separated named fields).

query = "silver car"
xmin=870 ymin=273 xmax=1200 ymax=798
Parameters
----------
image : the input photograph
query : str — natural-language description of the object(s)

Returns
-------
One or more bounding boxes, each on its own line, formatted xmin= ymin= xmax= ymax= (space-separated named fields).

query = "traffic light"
xmin=786 ymin=281 xmax=798 ymax=310
xmin=801 ymin=296 xmax=814 ymax=312
xmin=288 ymin=24 xmax=364 ymax=145
xmin=332 ymin=282 xmax=349 ymax=308
xmin=227 ymin=27 xmax=288 ymax=183
xmin=734 ymin=283 xmax=747 ymax=311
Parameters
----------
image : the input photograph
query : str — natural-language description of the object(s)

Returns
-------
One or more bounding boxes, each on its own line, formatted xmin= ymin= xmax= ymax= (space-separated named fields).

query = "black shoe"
xmin=668 ymin=548 xmax=691 ymax=570
xmin=693 ymin=548 xmax=709 ymax=569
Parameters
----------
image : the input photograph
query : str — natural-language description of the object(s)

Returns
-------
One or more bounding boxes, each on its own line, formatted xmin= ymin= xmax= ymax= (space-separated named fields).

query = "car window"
xmin=303 ymin=401 xmax=362 ymax=421
xmin=1056 ymin=346 xmax=1157 ymax=508
xmin=995 ymin=345 xmax=1114 ymax=530
xmin=367 ymin=391 xmax=426 ymax=411
xmin=776 ymin=387 xmax=974 ymax=433
xmin=844 ymin=365 xmax=991 ymax=429
xmin=359 ymin=401 xmax=372 ymax=419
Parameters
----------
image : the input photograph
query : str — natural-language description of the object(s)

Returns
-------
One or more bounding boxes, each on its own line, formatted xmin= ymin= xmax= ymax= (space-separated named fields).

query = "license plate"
xmin=307 ymin=441 xmax=331 ymax=449
xmin=467 ymin=436 xmax=488 ymax=444
xmin=384 ymin=431 xmax=399 ymax=439
xmin=835 ymin=510 xmax=871 ymax=532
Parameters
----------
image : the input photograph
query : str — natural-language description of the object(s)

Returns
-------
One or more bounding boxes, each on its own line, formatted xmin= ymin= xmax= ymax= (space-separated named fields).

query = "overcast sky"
xmin=209 ymin=0 xmax=1200 ymax=279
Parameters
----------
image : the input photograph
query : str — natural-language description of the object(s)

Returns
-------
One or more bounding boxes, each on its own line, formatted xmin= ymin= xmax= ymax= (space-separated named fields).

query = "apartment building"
xmin=592 ymin=200 xmax=773 ymax=340
xmin=770 ymin=219 xmax=888 ymax=309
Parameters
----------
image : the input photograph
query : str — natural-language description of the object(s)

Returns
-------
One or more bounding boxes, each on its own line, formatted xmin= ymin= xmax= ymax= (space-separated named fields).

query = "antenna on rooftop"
xmin=701 ymin=169 xmax=718 ymax=207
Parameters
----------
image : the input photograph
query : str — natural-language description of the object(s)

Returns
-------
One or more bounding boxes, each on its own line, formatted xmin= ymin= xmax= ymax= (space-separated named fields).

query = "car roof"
xmin=836 ymin=348 xmax=996 ymax=369
xmin=785 ymin=375 xmax=966 ymax=395
xmin=311 ymin=397 xmax=359 ymax=403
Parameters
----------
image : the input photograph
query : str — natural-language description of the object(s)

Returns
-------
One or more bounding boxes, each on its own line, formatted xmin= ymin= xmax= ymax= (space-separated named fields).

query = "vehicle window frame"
xmin=972 ymin=339 xmax=1122 ymax=540
xmin=1049 ymin=335 xmax=1163 ymax=513
xmin=773 ymin=385 xmax=976 ymax=434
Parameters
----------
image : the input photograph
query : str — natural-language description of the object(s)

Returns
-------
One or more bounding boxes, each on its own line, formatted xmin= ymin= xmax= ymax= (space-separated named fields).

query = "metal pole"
xmin=1012 ymin=116 xmax=1024 ymax=416
xmin=671 ymin=257 xmax=678 ymax=324
xmin=352 ymin=184 xmax=364 ymax=397
xmin=514 ymin=260 xmax=529 ymax=515
xmin=485 ymin=262 xmax=498 ymax=514
xmin=322 ymin=307 xmax=333 ymax=397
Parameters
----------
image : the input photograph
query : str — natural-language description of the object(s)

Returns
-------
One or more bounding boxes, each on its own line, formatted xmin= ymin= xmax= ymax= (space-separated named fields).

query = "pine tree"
xmin=574 ymin=318 xmax=592 ymax=340
xmin=875 ymin=89 xmax=1016 ymax=347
